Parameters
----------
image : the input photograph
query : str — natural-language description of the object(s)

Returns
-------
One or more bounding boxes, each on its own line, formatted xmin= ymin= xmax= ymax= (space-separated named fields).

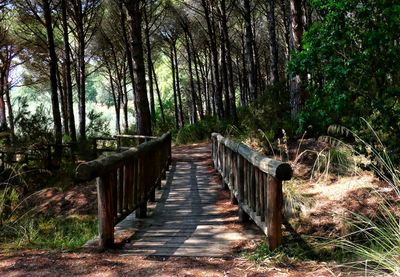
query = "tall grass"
xmin=333 ymin=121 xmax=400 ymax=276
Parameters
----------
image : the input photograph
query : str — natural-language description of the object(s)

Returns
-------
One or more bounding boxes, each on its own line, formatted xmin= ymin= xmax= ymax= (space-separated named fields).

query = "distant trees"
xmin=1 ymin=0 xmax=395 ymax=156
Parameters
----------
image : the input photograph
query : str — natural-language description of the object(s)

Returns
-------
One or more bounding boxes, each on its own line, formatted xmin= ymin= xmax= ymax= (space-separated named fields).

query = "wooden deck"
xmin=112 ymin=143 xmax=261 ymax=257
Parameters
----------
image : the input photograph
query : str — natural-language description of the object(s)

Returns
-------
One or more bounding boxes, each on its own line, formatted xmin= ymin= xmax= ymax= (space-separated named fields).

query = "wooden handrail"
xmin=211 ymin=133 xmax=292 ymax=250
xmin=76 ymin=132 xmax=172 ymax=248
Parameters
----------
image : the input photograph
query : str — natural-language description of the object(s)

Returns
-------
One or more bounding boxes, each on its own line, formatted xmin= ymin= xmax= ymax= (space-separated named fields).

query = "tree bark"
xmin=119 ymin=2 xmax=137 ymax=113
xmin=173 ymin=42 xmax=184 ymax=128
xmin=152 ymin=62 xmax=165 ymax=124
xmin=268 ymin=0 xmax=279 ymax=84
xmin=201 ymin=0 xmax=224 ymax=119
xmin=220 ymin=0 xmax=237 ymax=122
xmin=183 ymin=30 xmax=198 ymax=124
xmin=243 ymin=0 xmax=257 ymax=104
xmin=43 ymin=0 xmax=62 ymax=161
xmin=290 ymin=0 xmax=306 ymax=121
xmin=61 ymin=0 xmax=77 ymax=143
xmin=72 ymin=0 xmax=87 ymax=141
xmin=124 ymin=0 xmax=152 ymax=136
xmin=170 ymin=44 xmax=179 ymax=129
xmin=144 ymin=7 xmax=156 ymax=124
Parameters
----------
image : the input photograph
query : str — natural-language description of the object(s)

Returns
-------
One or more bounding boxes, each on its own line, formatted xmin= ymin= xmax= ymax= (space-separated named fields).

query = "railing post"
xmin=97 ymin=173 xmax=114 ymax=248
xmin=267 ymin=176 xmax=283 ymax=251
xmin=136 ymin=155 xmax=147 ymax=218
xmin=167 ymin=133 xmax=172 ymax=167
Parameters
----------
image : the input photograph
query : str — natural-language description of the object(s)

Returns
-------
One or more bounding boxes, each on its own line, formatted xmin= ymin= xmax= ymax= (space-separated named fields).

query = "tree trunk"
xmin=220 ymin=0 xmax=237 ymax=122
xmin=0 ymin=71 xmax=7 ymax=130
xmin=173 ymin=42 xmax=184 ymax=128
xmin=189 ymin=34 xmax=204 ymax=119
xmin=119 ymin=2 xmax=137 ymax=113
xmin=268 ymin=0 xmax=279 ymax=84
xmin=243 ymin=0 xmax=257 ymax=104
xmin=290 ymin=0 xmax=305 ymax=121
xmin=152 ymin=62 xmax=165 ymax=124
xmin=124 ymin=0 xmax=152 ymax=136
xmin=170 ymin=44 xmax=179 ymax=129
xmin=122 ymin=66 xmax=129 ymax=133
xmin=61 ymin=0 xmax=76 ymax=143
xmin=184 ymin=30 xmax=198 ymax=124
xmin=144 ymin=7 xmax=156 ymax=124
xmin=57 ymin=66 xmax=69 ymax=135
xmin=201 ymin=0 xmax=224 ymax=119
xmin=73 ymin=0 xmax=87 ymax=141
xmin=4 ymin=74 xmax=14 ymax=143
xmin=43 ymin=0 xmax=62 ymax=161
xmin=220 ymin=24 xmax=231 ymax=119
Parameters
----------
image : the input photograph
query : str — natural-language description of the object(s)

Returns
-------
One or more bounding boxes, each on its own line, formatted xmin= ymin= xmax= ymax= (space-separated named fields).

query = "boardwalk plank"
xmin=110 ymin=143 xmax=262 ymax=257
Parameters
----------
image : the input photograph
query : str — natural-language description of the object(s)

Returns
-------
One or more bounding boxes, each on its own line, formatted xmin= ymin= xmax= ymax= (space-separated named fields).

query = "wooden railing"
xmin=211 ymin=133 xmax=292 ymax=250
xmin=92 ymin=135 xmax=158 ymax=158
xmin=76 ymin=132 xmax=172 ymax=248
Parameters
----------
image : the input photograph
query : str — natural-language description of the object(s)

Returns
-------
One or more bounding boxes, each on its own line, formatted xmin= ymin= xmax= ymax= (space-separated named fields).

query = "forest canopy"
xmin=0 ymin=0 xmax=398 ymax=157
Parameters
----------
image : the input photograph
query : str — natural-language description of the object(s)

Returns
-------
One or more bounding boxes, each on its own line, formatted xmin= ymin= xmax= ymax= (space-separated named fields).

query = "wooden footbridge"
xmin=76 ymin=132 xmax=292 ymax=257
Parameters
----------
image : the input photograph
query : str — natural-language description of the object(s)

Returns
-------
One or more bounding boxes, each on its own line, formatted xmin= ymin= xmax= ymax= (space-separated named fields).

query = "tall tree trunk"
xmin=208 ymin=45 xmax=216 ymax=115
xmin=4 ymin=73 xmax=14 ymax=143
xmin=201 ymin=0 xmax=224 ymax=118
xmin=105 ymin=62 xmax=121 ymax=134
xmin=119 ymin=2 xmax=137 ymax=113
xmin=57 ymin=67 xmax=69 ymax=135
xmin=61 ymin=0 xmax=76 ymax=143
xmin=199 ymin=53 xmax=210 ymax=116
xmin=124 ymin=0 xmax=152 ymax=136
xmin=152 ymin=62 xmax=165 ymax=124
xmin=189 ymin=34 xmax=204 ymax=119
xmin=268 ymin=0 xmax=279 ymax=84
xmin=144 ymin=7 xmax=156 ymax=124
xmin=122 ymin=66 xmax=129 ymax=133
xmin=220 ymin=25 xmax=230 ymax=118
xmin=173 ymin=42 xmax=184 ymax=128
xmin=184 ymin=30 xmax=198 ymax=124
xmin=43 ymin=0 xmax=62 ymax=161
xmin=0 ymin=71 xmax=7 ymax=130
xmin=170 ymin=44 xmax=179 ymax=129
xmin=73 ymin=0 xmax=87 ymax=141
xmin=221 ymin=0 xmax=237 ymax=122
xmin=243 ymin=0 xmax=257 ymax=104
xmin=290 ymin=0 xmax=305 ymax=121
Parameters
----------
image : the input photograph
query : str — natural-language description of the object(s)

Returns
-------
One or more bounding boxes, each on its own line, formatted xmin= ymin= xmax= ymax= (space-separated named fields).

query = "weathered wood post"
xmin=97 ymin=173 xmax=114 ymax=248
xmin=267 ymin=176 xmax=283 ymax=250
xmin=211 ymin=133 xmax=292 ymax=251
xmin=92 ymin=139 xmax=97 ymax=158
xmin=75 ymin=132 xmax=173 ymax=249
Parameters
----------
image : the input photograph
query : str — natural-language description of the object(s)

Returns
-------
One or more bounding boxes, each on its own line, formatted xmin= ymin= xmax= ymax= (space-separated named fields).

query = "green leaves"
xmin=289 ymin=0 xmax=400 ymax=154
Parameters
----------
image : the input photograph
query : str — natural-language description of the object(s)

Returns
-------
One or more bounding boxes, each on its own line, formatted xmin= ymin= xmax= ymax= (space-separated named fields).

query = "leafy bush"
xmin=14 ymin=97 xmax=53 ymax=145
xmin=289 ymin=0 xmax=400 ymax=156
xmin=175 ymin=116 xmax=229 ymax=145
xmin=86 ymin=109 xmax=111 ymax=138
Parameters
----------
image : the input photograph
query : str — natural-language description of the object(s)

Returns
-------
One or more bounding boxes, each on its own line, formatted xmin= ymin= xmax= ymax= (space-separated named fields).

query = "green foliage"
xmin=86 ymin=109 xmax=111 ymax=138
xmin=14 ymin=97 xmax=53 ymax=145
xmin=310 ymin=145 xmax=357 ymax=180
xmin=0 ymin=216 xmax=98 ymax=250
xmin=237 ymin=82 xmax=292 ymax=141
xmin=289 ymin=0 xmax=400 ymax=152
xmin=175 ymin=116 xmax=228 ymax=145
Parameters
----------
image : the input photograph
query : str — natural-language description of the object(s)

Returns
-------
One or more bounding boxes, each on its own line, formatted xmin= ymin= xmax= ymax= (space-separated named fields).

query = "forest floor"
xmin=0 ymin=141 xmax=391 ymax=276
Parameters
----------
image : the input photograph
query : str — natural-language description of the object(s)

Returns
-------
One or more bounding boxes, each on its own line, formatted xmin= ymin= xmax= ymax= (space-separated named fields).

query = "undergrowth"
xmin=0 ymin=216 xmax=98 ymax=250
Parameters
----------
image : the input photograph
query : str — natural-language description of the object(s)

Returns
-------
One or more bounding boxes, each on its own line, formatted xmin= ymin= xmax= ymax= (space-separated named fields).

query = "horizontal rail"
xmin=76 ymin=132 xmax=172 ymax=248
xmin=211 ymin=133 xmax=292 ymax=250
